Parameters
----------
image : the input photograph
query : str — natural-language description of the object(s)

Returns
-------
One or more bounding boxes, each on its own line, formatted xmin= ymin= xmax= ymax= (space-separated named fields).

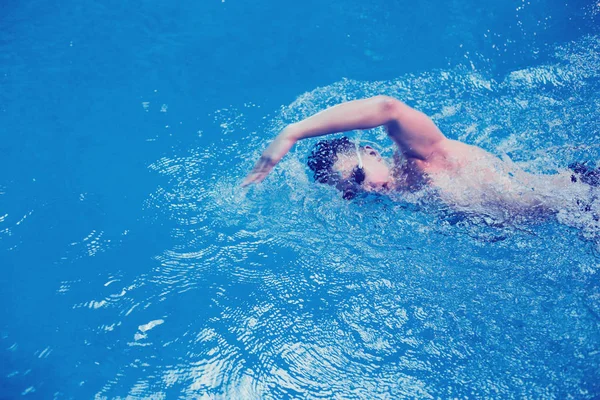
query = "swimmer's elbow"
xmin=375 ymin=96 xmax=407 ymax=123
xmin=375 ymin=95 xmax=446 ymax=145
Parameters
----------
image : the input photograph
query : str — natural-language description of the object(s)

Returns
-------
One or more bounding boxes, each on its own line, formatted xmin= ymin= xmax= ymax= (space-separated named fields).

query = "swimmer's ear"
xmin=363 ymin=145 xmax=379 ymax=158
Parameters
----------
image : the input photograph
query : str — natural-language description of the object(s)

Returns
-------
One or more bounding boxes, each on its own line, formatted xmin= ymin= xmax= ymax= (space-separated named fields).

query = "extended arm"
xmin=242 ymin=96 xmax=445 ymax=186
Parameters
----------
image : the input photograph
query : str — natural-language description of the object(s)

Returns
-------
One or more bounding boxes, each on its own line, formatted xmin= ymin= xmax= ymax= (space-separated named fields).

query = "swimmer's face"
xmin=333 ymin=146 xmax=391 ymax=191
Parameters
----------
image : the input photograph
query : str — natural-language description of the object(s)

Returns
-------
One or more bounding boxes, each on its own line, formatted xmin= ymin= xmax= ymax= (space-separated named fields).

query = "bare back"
xmin=400 ymin=138 xmax=587 ymax=214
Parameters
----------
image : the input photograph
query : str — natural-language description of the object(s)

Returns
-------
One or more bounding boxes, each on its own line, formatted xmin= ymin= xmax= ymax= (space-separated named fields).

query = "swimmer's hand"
xmin=242 ymin=128 xmax=297 ymax=186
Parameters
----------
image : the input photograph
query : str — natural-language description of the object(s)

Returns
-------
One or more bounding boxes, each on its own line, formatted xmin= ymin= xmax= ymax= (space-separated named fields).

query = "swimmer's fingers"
xmin=241 ymin=156 xmax=276 ymax=187
xmin=241 ymin=169 xmax=270 ymax=186
xmin=242 ymin=131 xmax=297 ymax=187
xmin=241 ymin=172 xmax=266 ymax=187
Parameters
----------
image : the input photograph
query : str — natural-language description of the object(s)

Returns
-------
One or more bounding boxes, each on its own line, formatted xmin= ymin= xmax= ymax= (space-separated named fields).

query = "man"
xmin=243 ymin=96 xmax=598 ymax=218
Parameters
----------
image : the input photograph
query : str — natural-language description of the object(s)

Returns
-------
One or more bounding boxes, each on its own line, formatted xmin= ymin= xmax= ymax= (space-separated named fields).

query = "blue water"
xmin=2 ymin=0 xmax=600 ymax=398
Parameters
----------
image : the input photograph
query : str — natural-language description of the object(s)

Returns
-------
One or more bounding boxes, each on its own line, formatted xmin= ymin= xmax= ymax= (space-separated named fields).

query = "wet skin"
xmin=244 ymin=96 xmax=592 ymax=215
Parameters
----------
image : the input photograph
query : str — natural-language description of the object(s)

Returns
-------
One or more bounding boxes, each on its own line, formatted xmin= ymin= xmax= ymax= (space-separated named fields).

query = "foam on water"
xmin=90 ymin=36 xmax=600 ymax=399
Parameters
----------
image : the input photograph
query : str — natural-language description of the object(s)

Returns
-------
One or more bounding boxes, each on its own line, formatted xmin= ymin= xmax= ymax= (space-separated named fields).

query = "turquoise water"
xmin=1 ymin=0 xmax=600 ymax=398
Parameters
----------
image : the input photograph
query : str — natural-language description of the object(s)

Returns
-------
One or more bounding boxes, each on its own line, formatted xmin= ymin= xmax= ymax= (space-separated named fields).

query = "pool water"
xmin=1 ymin=0 xmax=600 ymax=398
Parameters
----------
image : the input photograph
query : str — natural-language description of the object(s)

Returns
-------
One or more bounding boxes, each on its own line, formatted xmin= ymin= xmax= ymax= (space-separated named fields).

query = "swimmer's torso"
xmin=394 ymin=139 xmax=588 ymax=214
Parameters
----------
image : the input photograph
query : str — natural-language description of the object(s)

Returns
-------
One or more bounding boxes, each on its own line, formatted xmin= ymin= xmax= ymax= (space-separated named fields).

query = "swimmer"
xmin=243 ymin=96 xmax=598 ymax=217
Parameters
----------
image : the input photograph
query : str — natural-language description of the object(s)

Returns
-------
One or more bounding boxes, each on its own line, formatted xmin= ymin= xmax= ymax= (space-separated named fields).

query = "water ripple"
xmin=88 ymin=34 xmax=600 ymax=399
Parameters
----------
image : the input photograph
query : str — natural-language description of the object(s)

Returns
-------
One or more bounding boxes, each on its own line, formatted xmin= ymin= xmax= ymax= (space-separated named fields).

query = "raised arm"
xmin=242 ymin=96 xmax=445 ymax=186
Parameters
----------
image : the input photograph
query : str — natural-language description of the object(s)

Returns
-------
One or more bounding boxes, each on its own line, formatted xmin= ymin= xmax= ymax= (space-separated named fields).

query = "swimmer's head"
xmin=307 ymin=136 xmax=391 ymax=199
